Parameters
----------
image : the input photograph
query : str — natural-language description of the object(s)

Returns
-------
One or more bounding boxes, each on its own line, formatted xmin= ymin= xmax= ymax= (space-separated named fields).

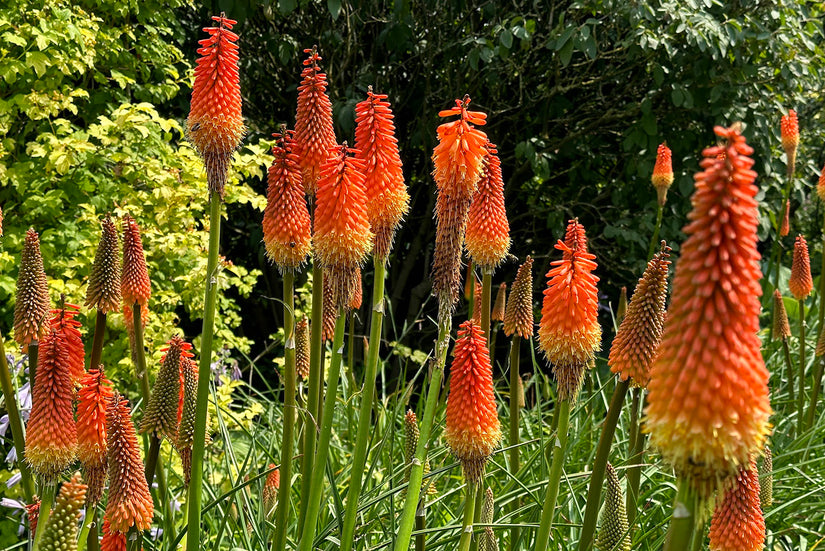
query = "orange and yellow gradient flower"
xmin=121 ymin=214 xmax=151 ymax=328
xmin=709 ymin=459 xmax=765 ymax=551
xmin=503 ymin=257 xmax=534 ymax=340
xmin=77 ymin=368 xmax=114 ymax=505
xmin=465 ymin=141 xmax=510 ymax=270
xmin=780 ymin=109 xmax=799 ymax=178
xmin=13 ymin=229 xmax=50 ymax=351
xmin=651 ymin=143 xmax=674 ymax=206
xmin=789 ymin=234 xmax=813 ymax=300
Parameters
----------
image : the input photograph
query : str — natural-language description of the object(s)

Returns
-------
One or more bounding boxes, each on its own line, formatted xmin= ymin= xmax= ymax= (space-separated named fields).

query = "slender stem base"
xmin=647 ymin=204 xmax=664 ymax=261
xmin=782 ymin=338 xmax=795 ymax=403
xmin=508 ymin=336 xmax=521 ymax=551
xmin=481 ymin=271 xmax=492 ymax=344
xmin=88 ymin=311 xmax=107 ymax=372
xmin=535 ymin=399 xmax=571 ymax=549
xmin=32 ymin=482 xmax=56 ymax=551
xmin=458 ymin=482 xmax=478 ymax=551
xmin=663 ymin=479 xmax=696 ymax=551
xmin=77 ymin=507 xmax=96 ymax=551
xmin=626 ymin=388 xmax=645 ymax=528
xmin=0 ymin=336 xmax=34 ymax=500
xmin=806 ymin=356 xmax=824 ymax=429
xmin=797 ymin=299 xmax=807 ymax=434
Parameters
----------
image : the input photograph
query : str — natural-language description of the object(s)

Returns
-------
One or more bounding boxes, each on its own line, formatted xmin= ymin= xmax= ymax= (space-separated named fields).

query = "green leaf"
xmin=559 ymin=39 xmax=574 ymax=67
xmin=500 ymin=29 xmax=513 ymax=49
xmin=26 ymin=51 xmax=49 ymax=78
xmin=279 ymin=0 xmax=297 ymax=14
xmin=671 ymin=87 xmax=684 ymax=107
xmin=3 ymin=31 xmax=26 ymax=47
xmin=328 ymin=0 xmax=342 ymax=21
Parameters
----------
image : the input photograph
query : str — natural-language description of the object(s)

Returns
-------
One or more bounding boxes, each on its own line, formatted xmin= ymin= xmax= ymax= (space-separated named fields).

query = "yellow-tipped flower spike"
xmin=818 ymin=164 xmax=825 ymax=202
xmin=85 ymin=216 xmax=121 ymax=315
xmin=779 ymin=199 xmax=790 ymax=237
xmin=77 ymin=368 xmax=114 ymax=505
xmin=595 ymin=463 xmax=630 ymax=551
xmin=465 ymin=142 xmax=510 ymax=270
xmin=759 ymin=446 xmax=773 ymax=508
xmin=608 ymin=243 xmax=671 ymax=388
xmin=40 ymin=473 xmax=87 ymax=551
xmin=141 ymin=336 xmax=192 ymax=441
xmin=645 ymin=126 xmax=771 ymax=500
xmin=709 ymin=459 xmax=765 ymax=551
xmin=772 ymin=290 xmax=792 ymax=341
xmin=780 ymin=109 xmax=798 ymax=179
xmin=47 ymin=303 xmax=85 ymax=385
xmin=321 ymin=270 xmax=336 ymax=341
xmin=652 ymin=143 xmax=674 ymax=206
xmin=296 ymin=316 xmax=310 ymax=380
xmin=177 ymin=355 xmax=200 ymax=486
xmin=121 ymin=214 xmax=151 ymax=315
xmin=13 ymin=228 xmax=50 ymax=352
xmin=262 ymin=464 xmax=280 ymax=515
xmin=789 ymin=234 xmax=813 ymax=300
xmin=491 ymin=283 xmax=507 ymax=322
xmin=479 ymin=487 xmax=499 ymax=551
xmin=503 ymin=256 xmax=534 ymax=339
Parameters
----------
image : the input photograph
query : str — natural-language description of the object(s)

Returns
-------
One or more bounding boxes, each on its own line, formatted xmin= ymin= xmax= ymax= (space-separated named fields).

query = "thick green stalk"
xmin=88 ymin=512 xmax=100 ymax=551
xmin=273 ymin=271 xmax=297 ymax=551
xmin=535 ymin=399 xmax=571 ymax=549
xmin=28 ymin=342 xmax=38 ymax=393
xmin=393 ymin=311 xmax=452 ymax=551
xmin=458 ymin=482 xmax=478 ymax=551
xmin=32 ymin=482 xmax=56 ymax=551
xmin=298 ymin=311 xmax=346 ymax=551
xmin=689 ymin=518 xmax=705 ymax=551
xmin=0 ymin=336 xmax=34 ymax=500
xmin=578 ymin=378 xmax=631 ymax=551
xmin=470 ymin=484 xmax=483 ymax=551
xmin=481 ymin=271 xmax=492 ymax=344
xmin=508 ymin=335 xmax=521 ymax=551
xmin=647 ymin=204 xmax=664 ymax=261
xmin=415 ymin=500 xmax=426 ymax=551
xmin=663 ymin=479 xmax=696 ymax=551
xmin=299 ymin=267 xmax=325 ymax=532
xmin=806 ymin=356 xmax=824 ymax=429
xmin=144 ymin=435 xmax=161 ymax=489
xmin=186 ymin=191 xmax=222 ymax=551
xmin=340 ymin=258 xmax=387 ymax=551
xmin=797 ymin=299 xmax=807 ymax=434
xmin=782 ymin=338 xmax=795 ymax=403
xmin=626 ymin=388 xmax=644 ymax=527
xmin=347 ymin=311 xmax=356 ymax=390
xmin=77 ymin=508 xmax=96 ymax=551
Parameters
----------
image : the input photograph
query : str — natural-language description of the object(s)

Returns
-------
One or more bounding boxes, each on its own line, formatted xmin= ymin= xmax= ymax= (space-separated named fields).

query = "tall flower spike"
xmin=141 ymin=336 xmax=192 ymax=441
xmin=538 ymin=220 xmax=601 ymax=402
xmin=40 ymin=473 xmax=86 ymax=551
xmin=491 ymin=283 xmax=507 ymax=322
xmin=444 ymin=320 xmax=501 ymax=483
xmin=817 ymin=165 xmax=825 ymax=202
xmin=465 ymin=142 xmax=510 ymax=270
xmin=608 ymin=243 xmax=671 ymax=388
xmin=709 ymin=459 xmax=765 ymax=551
xmin=13 ymin=228 xmax=50 ymax=351
xmin=187 ymin=14 xmax=244 ymax=198
xmin=77 ymin=368 xmax=114 ymax=505
xmin=652 ymin=142 xmax=674 ymax=206
xmin=403 ymin=410 xmax=435 ymax=495
xmin=479 ymin=487 xmax=499 ymax=551
xmin=295 ymin=316 xmax=310 ymax=380
xmin=321 ymin=270 xmax=336 ymax=341
xmin=294 ymin=47 xmax=337 ymax=193
xmin=25 ymin=328 xmax=76 ymax=481
xmin=645 ymin=126 xmax=771 ymax=499
xmin=121 ymin=215 xmax=151 ymax=320
xmin=177 ymin=356 xmax=200 ymax=485
xmin=106 ymin=393 xmax=154 ymax=532
xmin=354 ymin=87 xmax=409 ymax=259
xmin=101 ymin=517 xmax=127 ymax=551
xmin=503 ymin=256 xmax=534 ymax=339
xmin=263 ymin=128 xmax=312 ymax=271
xmin=471 ymin=279 xmax=483 ymax=323
xmin=789 ymin=235 xmax=813 ymax=300
xmin=349 ymin=268 xmax=363 ymax=311
xmin=431 ymin=97 xmax=488 ymax=310
xmin=780 ymin=109 xmax=798 ymax=178
xmin=595 ymin=463 xmax=630 ymax=551
xmin=85 ymin=216 xmax=121 ymax=314
xmin=262 ymin=464 xmax=280 ymax=515
xmin=779 ymin=199 xmax=790 ymax=237
xmin=772 ymin=290 xmax=791 ymax=341
xmin=47 ymin=303 xmax=85 ymax=385
xmin=759 ymin=446 xmax=773 ymax=508
xmin=313 ymin=144 xmax=373 ymax=308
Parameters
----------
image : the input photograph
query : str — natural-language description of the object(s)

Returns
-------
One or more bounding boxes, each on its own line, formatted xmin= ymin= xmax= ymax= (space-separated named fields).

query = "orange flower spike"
xmin=295 ymin=317 xmax=310 ymax=380
xmin=142 ymin=336 xmax=193 ymax=441
xmin=77 ymin=368 xmax=114 ymax=505
xmin=789 ymin=235 xmax=813 ymax=300
xmin=85 ymin=216 xmax=122 ymax=315
xmin=466 ymin=142 xmax=510 ymax=270
xmin=25 ymin=328 xmax=77 ymax=482
xmin=294 ymin=47 xmax=337 ymax=194
xmin=652 ymin=142 xmax=674 ymax=206
xmin=177 ymin=356 xmax=200 ymax=485
xmin=349 ymin=268 xmax=363 ymax=311
xmin=444 ymin=320 xmax=501 ymax=483
xmin=354 ymin=87 xmax=409 ymax=259
xmin=491 ymin=282 xmax=507 ymax=322
xmin=101 ymin=517 xmax=127 ymax=551
xmin=538 ymin=220 xmax=601 ymax=401
xmin=106 ymin=394 xmax=154 ymax=532
xmin=26 ymin=498 xmax=40 ymax=535
xmin=264 ymin=129 xmax=312 ymax=272
xmin=47 ymin=303 xmax=85 ymax=385
xmin=187 ymin=14 xmax=244 ymax=197
xmin=817 ymin=165 xmax=825 ymax=202
xmin=645 ymin=125 xmax=771 ymax=499
xmin=503 ymin=256 xmax=534 ymax=339
xmin=471 ymin=278 xmax=483 ymax=323
xmin=780 ymin=109 xmax=799 ymax=177
xmin=772 ymin=290 xmax=791 ymax=341
xmin=321 ymin=270 xmax=336 ymax=341
xmin=432 ymin=96 xmax=488 ymax=196
xmin=779 ymin=200 xmax=790 ymax=237
xmin=13 ymin=228 xmax=50 ymax=351
xmin=121 ymin=214 xmax=151 ymax=316
xmin=709 ymin=460 xmax=765 ymax=551
xmin=608 ymin=244 xmax=671 ymax=388
xmin=263 ymin=464 xmax=281 ymax=514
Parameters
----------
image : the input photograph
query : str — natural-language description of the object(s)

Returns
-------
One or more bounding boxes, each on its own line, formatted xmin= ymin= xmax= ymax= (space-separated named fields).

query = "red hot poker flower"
xmin=709 ymin=459 xmax=765 ymax=551
xmin=121 ymin=214 xmax=151 ymax=316
xmin=432 ymin=96 xmax=488 ymax=196
xmin=77 ymin=368 xmax=114 ymax=505
xmin=465 ymin=142 xmax=510 ymax=270
xmin=101 ymin=516 xmax=127 ymax=551
xmin=47 ymin=303 xmax=85 ymax=385
xmin=13 ymin=228 xmax=50 ymax=351
xmin=651 ymin=143 xmax=674 ymax=206
xmin=818 ymin=165 xmax=825 ymax=202
xmin=780 ymin=109 xmax=799 ymax=178
xmin=779 ymin=200 xmax=790 ymax=237
xmin=86 ymin=216 xmax=121 ymax=315
xmin=789 ymin=234 xmax=813 ymax=300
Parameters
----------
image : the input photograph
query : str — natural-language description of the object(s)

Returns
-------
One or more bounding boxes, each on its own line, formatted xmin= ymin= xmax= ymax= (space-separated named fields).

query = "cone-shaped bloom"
xmin=354 ymin=88 xmax=409 ymax=259
xmin=818 ymin=165 xmax=825 ymax=202
xmin=503 ymin=256 xmax=534 ymax=339
xmin=431 ymin=97 xmax=488 ymax=310
xmin=491 ymin=283 xmax=506 ymax=322
xmin=789 ymin=235 xmax=813 ymax=300
xmin=40 ymin=473 xmax=86 ymax=551
xmin=263 ymin=129 xmax=312 ymax=271
xmin=296 ymin=316 xmax=310 ymax=380
xmin=262 ymin=464 xmax=280 ymax=514
xmin=608 ymin=243 xmax=671 ymax=388
xmin=313 ymin=144 xmax=373 ymax=308
xmin=444 ymin=320 xmax=501 ymax=483
xmin=106 ymin=393 xmax=154 ymax=532
xmin=177 ymin=355 xmax=200 ymax=485
xmin=47 ymin=303 xmax=85 ymax=385
xmin=780 ymin=109 xmax=798 ymax=177
xmin=772 ymin=291 xmax=791 ymax=341
xmin=13 ymin=228 xmax=50 ymax=351
xmin=402 ymin=409 xmax=435 ymax=495
xmin=652 ymin=143 xmax=674 ymax=206
xmin=85 ymin=216 xmax=121 ymax=315
xmin=141 ymin=336 xmax=192 ymax=441
xmin=121 ymin=215 xmax=151 ymax=324
xmin=709 ymin=460 xmax=765 ymax=551
xmin=348 ymin=268 xmax=363 ymax=310
xmin=616 ymin=286 xmax=628 ymax=323
xmin=321 ymin=270 xmax=336 ymax=341
xmin=187 ymin=14 xmax=244 ymax=197
xmin=25 ymin=328 xmax=76 ymax=481
xmin=471 ymin=279 xmax=483 ymax=323
xmin=759 ymin=446 xmax=773 ymax=508
xmin=780 ymin=200 xmax=790 ymax=237
xmin=77 ymin=368 xmax=114 ymax=505
xmin=595 ymin=463 xmax=630 ymax=551
xmin=466 ymin=142 xmax=510 ymax=270
xmin=294 ymin=47 xmax=336 ymax=193
xmin=645 ymin=126 xmax=771 ymax=499
xmin=479 ymin=487 xmax=499 ymax=551
xmin=538 ymin=220 xmax=601 ymax=402
xmin=101 ymin=517 xmax=127 ymax=551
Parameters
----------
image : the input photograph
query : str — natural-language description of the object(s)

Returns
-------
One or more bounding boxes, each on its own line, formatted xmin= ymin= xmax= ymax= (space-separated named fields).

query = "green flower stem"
xmin=28 ymin=342 xmax=38 ymax=394
xmin=347 ymin=310 xmax=357 ymax=390
xmin=810 ymin=220 xmax=825 ymax=429
xmin=535 ymin=399 xmax=571 ymax=550
xmin=689 ymin=518 xmax=705 ymax=551
xmin=299 ymin=266 xmax=324 ymax=532
xmin=88 ymin=512 xmax=100 ymax=551
xmin=393 ymin=310 xmax=452 ymax=551
xmin=481 ymin=271 xmax=492 ymax=344
xmin=144 ymin=435 xmax=161 ymax=489
xmin=663 ymin=478 xmax=696 ymax=551
xmin=77 ymin=507 xmax=96 ymax=551
xmin=508 ymin=335 xmax=521 ymax=551
xmin=340 ymin=258 xmax=387 ymax=551
xmin=797 ymin=298 xmax=807 ymax=434
xmin=132 ymin=303 xmax=151 ymax=406
xmin=186 ymin=191 xmax=222 ymax=551
xmin=647 ymin=203 xmax=664 ymax=261
xmin=298 ymin=310 xmax=347 ymax=551
xmin=458 ymin=482 xmax=478 ymax=551
xmin=807 ymin=356 xmax=824 ymax=429
xmin=273 ymin=271 xmax=297 ymax=551
xmin=89 ymin=311 xmax=106 ymax=372
xmin=782 ymin=338 xmax=795 ymax=403
xmin=470 ymin=484 xmax=484 ymax=551
xmin=0 ymin=336 xmax=34 ymax=501
xmin=626 ymin=388 xmax=644 ymax=527
xmin=578 ymin=377 xmax=631 ymax=551
xmin=32 ymin=482 xmax=56 ymax=551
